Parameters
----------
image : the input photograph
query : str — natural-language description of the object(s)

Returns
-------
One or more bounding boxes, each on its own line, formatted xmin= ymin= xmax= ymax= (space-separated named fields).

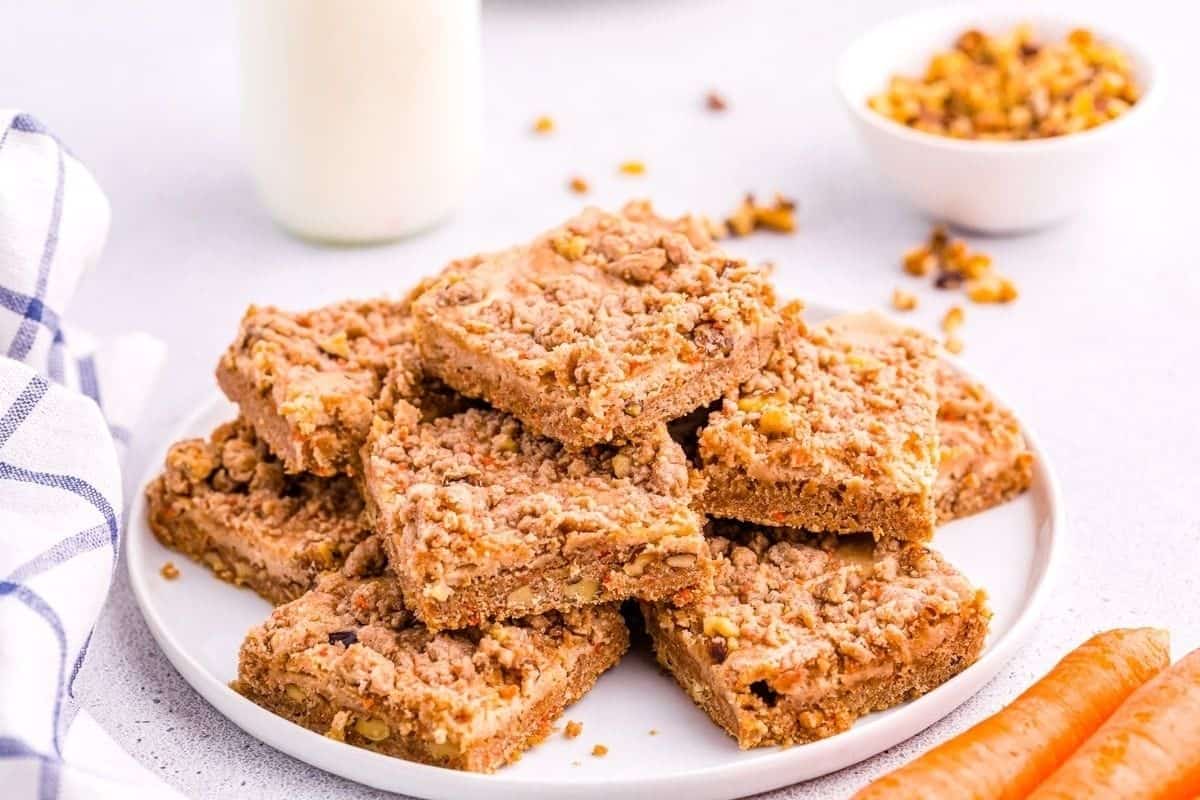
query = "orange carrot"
xmin=853 ymin=628 xmax=1170 ymax=800
xmin=1028 ymin=646 xmax=1200 ymax=800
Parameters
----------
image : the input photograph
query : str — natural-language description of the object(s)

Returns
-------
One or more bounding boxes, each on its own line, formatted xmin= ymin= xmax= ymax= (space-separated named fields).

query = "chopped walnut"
xmin=618 ymin=160 xmax=646 ymax=175
xmin=724 ymin=193 xmax=797 ymax=237
xmin=868 ymin=24 xmax=1141 ymax=140
xmin=564 ymin=720 xmax=583 ymax=739
xmin=942 ymin=306 xmax=965 ymax=332
xmin=160 ymin=561 xmax=180 ymax=580
xmin=706 ymin=91 xmax=728 ymax=111
xmin=568 ymin=176 xmax=589 ymax=194
xmin=967 ymin=274 xmax=1019 ymax=304
xmin=891 ymin=288 xmax=918 ymax=311
xmin=903 ymin=226 xmax=1016 ymax=306
xmin=532 ymin=115 xmax=555 ymax=135
xmin=591 ymin=744 xmax=609 ymax=757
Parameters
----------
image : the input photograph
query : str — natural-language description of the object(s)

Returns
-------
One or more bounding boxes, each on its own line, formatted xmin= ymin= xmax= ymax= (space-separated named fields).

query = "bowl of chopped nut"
xmin=836 ymin=7 xmax=1161 ymax=233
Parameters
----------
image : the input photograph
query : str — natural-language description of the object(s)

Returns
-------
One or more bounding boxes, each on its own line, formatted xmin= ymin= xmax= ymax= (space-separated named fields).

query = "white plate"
xmin=127 ymin=303 xmax=1063 ymax=800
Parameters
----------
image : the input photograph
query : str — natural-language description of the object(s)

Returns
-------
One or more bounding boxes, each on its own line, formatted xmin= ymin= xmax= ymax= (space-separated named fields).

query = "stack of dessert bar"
xmin=147 ymin=201 xmax=1033 ymax=772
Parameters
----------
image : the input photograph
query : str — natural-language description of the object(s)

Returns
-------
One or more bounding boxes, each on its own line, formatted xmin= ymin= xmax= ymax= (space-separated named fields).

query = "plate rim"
xmin=125 ymin=305 xmax=1064 ymax=800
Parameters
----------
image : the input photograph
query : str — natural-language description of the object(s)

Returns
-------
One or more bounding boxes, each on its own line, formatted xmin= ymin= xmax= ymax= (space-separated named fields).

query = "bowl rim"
xmin=834 ymin=4 xmax=1165 ymax=154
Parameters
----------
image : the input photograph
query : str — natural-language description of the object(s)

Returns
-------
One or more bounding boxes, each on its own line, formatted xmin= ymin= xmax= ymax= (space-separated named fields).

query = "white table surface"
xmin=4 ymin=1 xmax=1198 ymax=798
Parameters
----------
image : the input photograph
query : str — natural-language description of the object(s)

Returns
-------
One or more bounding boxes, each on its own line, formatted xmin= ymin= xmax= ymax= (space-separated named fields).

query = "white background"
xmin=2 ymin=1 xmax=1198 ymax=797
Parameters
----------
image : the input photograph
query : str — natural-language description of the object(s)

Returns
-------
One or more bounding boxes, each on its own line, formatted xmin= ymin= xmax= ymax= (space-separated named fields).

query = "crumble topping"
xmin=241 ymin=568 xmax=628 ymax=754
xmin=217 ymin=293 xmax=430 ymax=475
xmin=148 ymin=418 xmax=369 ymax=598
xmin=698 ymin=304 xmax=939 ymax=494
xmin=935 ymin=361 xmax=1034 ymax=518
xmin=365 ymin=406 xmax=704 ymax=604
xmin=652 ymin=524 xmax=989 ymax=698
xmin=412 ymin=201 xmax=778 ymax=447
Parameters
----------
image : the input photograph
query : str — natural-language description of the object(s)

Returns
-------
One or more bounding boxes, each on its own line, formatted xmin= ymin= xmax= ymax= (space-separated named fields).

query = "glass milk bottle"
xmin=237 ymin=0 xmax=482 ymax=243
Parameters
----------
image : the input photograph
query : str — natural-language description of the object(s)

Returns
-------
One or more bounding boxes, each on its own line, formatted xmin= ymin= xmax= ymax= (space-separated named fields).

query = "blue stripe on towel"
xmin=75 ymin=355 xmax=99 ymax=405
xmin=0 ymin=582 xmax=68 ymax=757
xmin=0 ymin=375 xmax=49 ymax=450
xmin=6 ymin=523 xmax=112 ymax=584
xmin=7 ymin=143 xmax=65 ymax=361
xmin=0 ymin=463 xmax=119 ymax=547
xmin=0 ymin=737 xmax=60 ymax=800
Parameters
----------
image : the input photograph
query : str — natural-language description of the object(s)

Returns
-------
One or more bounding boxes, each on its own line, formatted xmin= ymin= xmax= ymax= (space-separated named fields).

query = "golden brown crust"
xmin=235 ymin=566 xmax=629 ymax=773
xmin=697 ymin=307 xmax=940 ymax=541
xmin=412 ymin=200 xmax=779 ymax=450
xmin=145 ymin=419 xmax=371 ymax=605
xmin=934 ymin=361 xmax=1034 ymax=521
xmin=642 ymin=525 xmax=990 ymax=748
xmin=361 ymin=404 xmax=709 ymax=631
xmin=216 ymin=297 xmax=423 ymax=477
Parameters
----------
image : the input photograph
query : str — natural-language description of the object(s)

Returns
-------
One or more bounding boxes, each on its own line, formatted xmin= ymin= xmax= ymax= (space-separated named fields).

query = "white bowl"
xmin=836 ymin=7 xmax=1163 ymax=234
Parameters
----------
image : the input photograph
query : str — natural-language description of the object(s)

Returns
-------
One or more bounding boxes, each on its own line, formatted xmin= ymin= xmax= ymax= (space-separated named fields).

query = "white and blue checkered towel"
xmin=0 ymin=110 xmax=176 ymax=799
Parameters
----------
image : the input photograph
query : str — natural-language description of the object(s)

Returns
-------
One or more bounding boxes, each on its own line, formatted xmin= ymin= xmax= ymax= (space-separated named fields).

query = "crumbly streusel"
xmin=217 ymin=294 xmax=426 ymax=477
xmin=642 ymin=524 xmax=990 ymax=748
xmin=235 ymin=555 xmax=629 ymax=773
xmin=935 ymin=360 xmax=1034 ymax=521
xmin=697 ymin=307 xmax=940 ymax=541
xmin=145 ymin=418 xmax=371 ymax=605
xmin=412 ymin=200 xmax=779 ymax=450
xmin=361 ymin=405 xmax=708 ymax=630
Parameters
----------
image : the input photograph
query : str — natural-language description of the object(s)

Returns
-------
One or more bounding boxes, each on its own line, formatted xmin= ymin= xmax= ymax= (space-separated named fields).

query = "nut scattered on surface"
xmin=891 ymin=288 xmax=918 ymax=311
xmin=967 ymin=274 xmax=1019 ymax=304
xmin=564 ymin=720 xmax=583 ymax=740
xmin=649 ymin=729 xmax=659 ymax=736
xmin=868 ymin=24 xmax=1141 ymax=140
xmin=904 ymin=225 xmax=1017 ymax=305
xmin=942 ymin=305 xmax=965 ymax=332
xmin=725 ymin=193 xmax=797 ymax=237
xmin=160 ymin=561 xmax=180 ymax=580
xmin=705 ymin=91 xmax=728 ymax=112
xmin=568 ymin=176 xmax=589 ymax=194
xmin=532 ymin=115 xmax=555 ymax=135
xmin=591 ymin=744 xmax=609 ymax=757
xmin=618 ymin=160 xmax=646 ymax=176
xmin=945 ymin=335 xmax=965 ymax=355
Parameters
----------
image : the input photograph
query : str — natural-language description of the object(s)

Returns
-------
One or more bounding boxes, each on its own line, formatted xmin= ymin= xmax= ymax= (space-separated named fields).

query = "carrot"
xmin=852 ymin=628 xmax=1170 ymax=800
xmin=1028 ymin=646 xmax=1200 ymax=800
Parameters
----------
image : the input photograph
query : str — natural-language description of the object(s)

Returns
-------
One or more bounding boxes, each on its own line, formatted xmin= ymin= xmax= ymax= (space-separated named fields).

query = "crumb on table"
xmin=532 ymin=115 xmax=555 ymax=134
xmin=568 ymin=176 xmax=589 ymax=194
xmin=726 ymin=193 xmax=797 ymax=236
xmin=891 ymin=288 xmax=918 ymax=311
xmin=705 ymin=91 xmax=728 ymax=111
xmin=618 ymin=160 xmax=645 ymax=175
xmin=564 ymin=720 xmax=583 ymax=740
xmin=904 ymin=226 xmax=1017 ymax=304
xmin=942 ymin=305 xmax=965 ymax=332
xmin=591 ymin=744 xmax=608 ymax=757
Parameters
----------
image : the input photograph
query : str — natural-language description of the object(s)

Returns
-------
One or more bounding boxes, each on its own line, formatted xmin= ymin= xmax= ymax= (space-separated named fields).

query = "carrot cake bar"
xmin=361 ymin=404 xmax=708 ymax=630
xmin=642 ymin=524 xmax=990 ymax=748
xmin=235 ymin=543 xmax=629 ymax=773
xmin=935 ymin=360 xmax=1034 ymax=521
xmin=146 ymin=418 xmax=370 ymax=604
xmin=217 ymin=297 xmax=421 ymax=477
xmin=696 ymin=307 xmax=940 ymax=541
xmin=411 ymin=200 xmax=779 ymax=450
